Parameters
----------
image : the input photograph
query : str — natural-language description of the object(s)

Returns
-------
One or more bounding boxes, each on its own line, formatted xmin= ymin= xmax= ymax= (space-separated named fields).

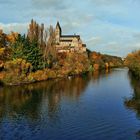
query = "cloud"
xmin=133 ymin=32 xmax=140 ymax=40
xmin=86 ymin=37 xmax=102 ymax=45
xmin=0 ymin=23 xmax=28 ymax=34
xmin=97 ymin=41 xmax=140 ymax=57
xmin=0 ymin=0 xmax=14 ymax=5
xmin=89 ymin=0 xmax=140 ymax=6
xmin=89 ymin=0 xmax=121 ymax=5
xmin=128 ymin=43 xmax=140 ymax=52
xmin=32 ymin=0 xmax=68 ymax=9
xmin=0 ymin=0 xmax=140 ymax=57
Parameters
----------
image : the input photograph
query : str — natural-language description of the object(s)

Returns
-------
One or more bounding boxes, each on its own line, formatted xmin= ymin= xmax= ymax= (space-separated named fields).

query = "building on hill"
xmin=55 ymin=22 xmax=87 ymax=53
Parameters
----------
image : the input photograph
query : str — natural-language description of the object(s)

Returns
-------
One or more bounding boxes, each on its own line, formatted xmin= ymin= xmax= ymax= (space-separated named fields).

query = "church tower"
xmin=55 ymin=22 xmax=61 ymax=44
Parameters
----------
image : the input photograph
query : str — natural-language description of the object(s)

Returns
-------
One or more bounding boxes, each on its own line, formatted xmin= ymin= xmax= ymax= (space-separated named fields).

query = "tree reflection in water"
xmin=124 ymin=72 xmax=140 ymax=136
xmin=0 ymin=70 xmax=111 ymax=123
xmin=125 ymin=73 xmax=140 ymax=116
xmin=0 ymin=75 xmax=89 ymax=122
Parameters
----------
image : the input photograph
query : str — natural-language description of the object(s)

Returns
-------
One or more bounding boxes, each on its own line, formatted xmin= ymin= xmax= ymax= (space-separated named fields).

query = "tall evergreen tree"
xmin=12 ymin=35 xmax=46 ymax=71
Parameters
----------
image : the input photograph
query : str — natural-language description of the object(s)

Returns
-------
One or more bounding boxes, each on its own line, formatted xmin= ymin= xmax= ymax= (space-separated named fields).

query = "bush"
xmin=3 ymin=59 xmax=33 ymax=84
xmin=28 ymin=70 xmax=48 ymax=81
xmin=125 ymin=50 xmax=140 ymax=79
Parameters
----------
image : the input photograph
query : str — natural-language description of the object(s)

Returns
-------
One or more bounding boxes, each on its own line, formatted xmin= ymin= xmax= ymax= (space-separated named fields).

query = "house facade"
xmin=55 ymin=22 xmax=86 ymax=53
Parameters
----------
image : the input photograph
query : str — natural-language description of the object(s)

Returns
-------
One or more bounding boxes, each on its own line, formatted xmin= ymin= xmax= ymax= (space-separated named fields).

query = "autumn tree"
xmin=43 ymin=25 xmax=57 ymax=68
xmin=0 ymin=30 xmax=13 ymax=60
xmin=12 ymin=34 xmax=46 ymax=71
xmin=0 ymin=29 xmax=8 ymax=48
xmin=125 ymin=50 xmax=140 ymax=78
xmin=11 ymin=19 xmax=58 ymax=70
xmin=7 ymin=32 xmax=19 ymax=45
xmin=27 ymin=19 xmax=45 ymax=48
xmin=27 ymin=19 xmax=57 ymax=68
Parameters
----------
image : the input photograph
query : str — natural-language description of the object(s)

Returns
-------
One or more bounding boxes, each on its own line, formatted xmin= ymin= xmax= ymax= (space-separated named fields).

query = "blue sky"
xmin=0 ymin=0 xmax=140 ymax=57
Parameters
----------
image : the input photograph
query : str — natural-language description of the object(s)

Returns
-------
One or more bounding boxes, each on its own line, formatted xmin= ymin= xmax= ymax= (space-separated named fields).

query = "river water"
xmin=0 ymin=68 xmax=140 ymax=140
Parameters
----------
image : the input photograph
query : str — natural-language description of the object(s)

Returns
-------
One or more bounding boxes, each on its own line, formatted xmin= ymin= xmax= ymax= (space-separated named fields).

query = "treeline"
xmin=0 ymin=19 xmax=60 ymax=84
xmin=0 ymin=19 xmax=124 ymax=85
xmin=0 ymin=19 xmax=90 ymax=85
xmin=1 ymin=19 xmax=57 ymax=71
xmin=89 ymin=51 xmax=123 ymax=70
xmin=125 ymin=50 xmax=140 ymax=79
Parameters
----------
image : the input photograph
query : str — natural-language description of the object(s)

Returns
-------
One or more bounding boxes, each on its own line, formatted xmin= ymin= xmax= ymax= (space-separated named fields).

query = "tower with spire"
xmin=54 ymin=21 xmax=86 ymax=53
xmin=55 ymin=22 xmax=61 ymax=44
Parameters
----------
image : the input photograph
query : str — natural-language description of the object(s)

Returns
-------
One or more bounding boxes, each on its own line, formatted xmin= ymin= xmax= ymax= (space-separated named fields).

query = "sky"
xmin=0 ymin=0 xmax=140 ymax=57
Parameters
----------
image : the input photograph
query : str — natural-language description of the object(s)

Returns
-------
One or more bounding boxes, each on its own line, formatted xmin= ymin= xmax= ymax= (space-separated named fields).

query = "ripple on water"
xmin=0 ymin=68 xmax=140 ymax=140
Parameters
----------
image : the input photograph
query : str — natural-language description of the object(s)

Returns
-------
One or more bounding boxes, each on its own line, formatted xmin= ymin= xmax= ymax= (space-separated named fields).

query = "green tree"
xmin=12 ymin=34 xmax=46 ymax=71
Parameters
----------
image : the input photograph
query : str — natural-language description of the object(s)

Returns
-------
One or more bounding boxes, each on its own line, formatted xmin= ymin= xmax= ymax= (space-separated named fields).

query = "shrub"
xmin=125 ymin=50 xmax=140 ymax=79
xmin=28 ymin=70 xmax=48 ymax=81
xmin=3 ymin=59 xmax=32 ymax=84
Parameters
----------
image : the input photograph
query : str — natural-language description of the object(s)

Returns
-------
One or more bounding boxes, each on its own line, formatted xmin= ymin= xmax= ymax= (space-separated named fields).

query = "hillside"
xmin=89 ymin=51 xmax=123 ymax=70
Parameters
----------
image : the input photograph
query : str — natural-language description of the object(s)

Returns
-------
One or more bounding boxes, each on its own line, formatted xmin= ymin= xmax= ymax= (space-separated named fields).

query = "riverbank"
xmin=0 ymin=51 xmax=123 ymax=86
xmin=125 ymin=50 xmax=140 ymax=79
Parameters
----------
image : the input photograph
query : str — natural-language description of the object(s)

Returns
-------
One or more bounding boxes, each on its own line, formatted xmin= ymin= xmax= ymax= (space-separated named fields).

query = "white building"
xmin=55 ymin=22 xmax=87 ymax=53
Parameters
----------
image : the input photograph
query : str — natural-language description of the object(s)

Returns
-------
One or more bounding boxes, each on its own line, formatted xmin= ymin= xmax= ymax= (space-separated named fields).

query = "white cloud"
xmin=0 ymin=0 xmax=140 ymax=56
xmin=86 ymin=37 xmax=102 ymax=45
xmin=0 ymin=23 xmax=28 ymax=34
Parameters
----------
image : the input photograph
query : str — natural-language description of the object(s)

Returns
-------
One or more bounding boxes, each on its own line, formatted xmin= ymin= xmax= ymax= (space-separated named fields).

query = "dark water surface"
xmin=0 ymin=68 xmax=140 ymax=140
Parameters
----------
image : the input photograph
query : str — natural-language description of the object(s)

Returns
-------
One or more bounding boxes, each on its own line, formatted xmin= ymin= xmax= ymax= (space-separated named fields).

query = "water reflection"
xmin=124 ymin=73 xmax=140 ymax=136
xmin=0 ymin=75 xmax=84 ymax=120
xmin=2 ymin=69 xmax=140 ymax=140
xmin=125 ymin=73 xmax=140 ymax=117
xmin=0 ymin=70 xmax=111 ymax=122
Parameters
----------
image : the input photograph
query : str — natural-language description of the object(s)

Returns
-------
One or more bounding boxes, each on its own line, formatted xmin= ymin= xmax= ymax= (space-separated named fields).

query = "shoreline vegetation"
xmin=0 ymin=19 xmax=123 ymax=86
xmin=125 ymin=50 xmax=140 ymax=79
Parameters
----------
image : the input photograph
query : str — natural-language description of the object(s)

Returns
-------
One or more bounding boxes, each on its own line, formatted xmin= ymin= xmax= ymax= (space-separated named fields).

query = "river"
xmin=0 ymin=68 xmax=140 ymax=140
